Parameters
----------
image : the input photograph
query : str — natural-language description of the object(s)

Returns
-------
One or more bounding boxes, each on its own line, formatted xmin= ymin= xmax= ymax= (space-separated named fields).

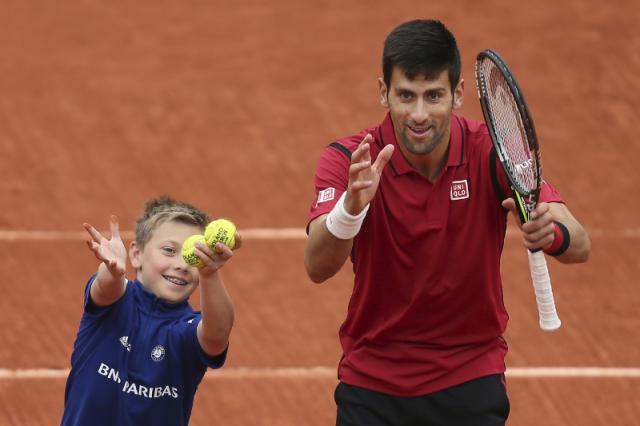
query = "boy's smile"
xmin=163 ymin=274 xmax=190 ymax=286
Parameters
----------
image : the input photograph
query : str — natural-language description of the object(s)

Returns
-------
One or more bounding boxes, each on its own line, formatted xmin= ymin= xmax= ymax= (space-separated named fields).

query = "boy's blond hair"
xmin=135 ymin=196 xmax=210 ymax=249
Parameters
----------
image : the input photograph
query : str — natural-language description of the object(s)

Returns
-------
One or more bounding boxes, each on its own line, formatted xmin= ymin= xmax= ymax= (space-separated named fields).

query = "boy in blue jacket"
xmin=62 ymin=197 xmax=240 ymax=425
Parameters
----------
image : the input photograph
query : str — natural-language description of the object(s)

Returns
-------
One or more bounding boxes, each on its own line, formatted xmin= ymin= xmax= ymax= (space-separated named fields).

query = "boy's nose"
xmin=174 ymin=255 xmax=191 ymax=270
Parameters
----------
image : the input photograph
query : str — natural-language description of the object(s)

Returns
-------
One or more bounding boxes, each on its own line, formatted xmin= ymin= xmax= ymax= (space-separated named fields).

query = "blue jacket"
xmin=62 ymin=276 xmax=227 ymax=426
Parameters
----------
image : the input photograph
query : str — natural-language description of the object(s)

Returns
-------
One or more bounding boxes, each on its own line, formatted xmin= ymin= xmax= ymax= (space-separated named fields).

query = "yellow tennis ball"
xmin=204 ymin=219 xmax=236 ymax=252
xmin=181 ymin=234 xmax=207 ymax=268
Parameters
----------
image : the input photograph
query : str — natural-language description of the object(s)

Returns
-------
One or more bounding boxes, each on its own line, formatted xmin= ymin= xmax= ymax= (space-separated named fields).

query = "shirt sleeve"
xmin=83 ymin=274 xmax=130 ymax=317
xmin=538 ymin=180 xmax=564 ymax=203
xmin=307 ymin=144 xmax=352 ymax=227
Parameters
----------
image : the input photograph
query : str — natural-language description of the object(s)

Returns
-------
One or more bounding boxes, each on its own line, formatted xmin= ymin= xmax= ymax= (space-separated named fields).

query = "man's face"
xmin=379 ymin=67 xmax=463 ymax=158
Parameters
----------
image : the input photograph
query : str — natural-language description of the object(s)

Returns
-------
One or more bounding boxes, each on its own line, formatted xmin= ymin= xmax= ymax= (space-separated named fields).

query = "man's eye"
xmin=399 ymin=92 xmax=413 ymax=101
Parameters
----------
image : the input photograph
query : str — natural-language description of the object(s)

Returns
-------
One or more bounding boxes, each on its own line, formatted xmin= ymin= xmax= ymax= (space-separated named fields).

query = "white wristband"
xmin=325 ymin=192 xmax=370 ymax=240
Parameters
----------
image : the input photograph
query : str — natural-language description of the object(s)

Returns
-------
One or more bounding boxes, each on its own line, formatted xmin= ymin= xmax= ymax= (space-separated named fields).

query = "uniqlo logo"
xmin=316 ymin=187 xmax=336 ymax=206
xmin=450 ymin=180 xmax=469 ymax=200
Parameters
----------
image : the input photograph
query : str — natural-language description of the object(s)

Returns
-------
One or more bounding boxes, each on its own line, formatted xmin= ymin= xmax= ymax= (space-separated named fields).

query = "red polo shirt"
xmin=308 ymin=113 xmax=563 ymax=396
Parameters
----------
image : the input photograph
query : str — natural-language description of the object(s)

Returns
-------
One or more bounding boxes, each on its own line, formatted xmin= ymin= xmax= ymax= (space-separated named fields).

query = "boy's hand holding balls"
xmin=205 ymin=219 xmax=236 ymax=252
xmin=181 ymin=234 xmax=207 ymax=268
xmin=181 ymin=219 xmax=237 ymax=268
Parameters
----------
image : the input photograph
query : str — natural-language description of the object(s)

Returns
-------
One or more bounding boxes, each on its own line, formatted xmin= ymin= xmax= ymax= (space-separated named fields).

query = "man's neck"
xmin=399 ymin=138 xmax=450 ymax=183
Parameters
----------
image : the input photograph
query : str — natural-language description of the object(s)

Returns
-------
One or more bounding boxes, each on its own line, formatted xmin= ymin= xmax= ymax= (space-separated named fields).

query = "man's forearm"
xmin=304 ymin=216 xmax=354 ymax=283
xmin=551 ymin=218 xmax=591 ymax=264
xmin=547 ymin=203 xmax=591 ymax=264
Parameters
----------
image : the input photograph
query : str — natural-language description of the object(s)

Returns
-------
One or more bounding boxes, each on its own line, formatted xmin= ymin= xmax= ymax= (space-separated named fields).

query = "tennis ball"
xmin=181 ymin=234 xmax=207 ymax=268
xmin=204 ymin=219 xmax=236 ymax=252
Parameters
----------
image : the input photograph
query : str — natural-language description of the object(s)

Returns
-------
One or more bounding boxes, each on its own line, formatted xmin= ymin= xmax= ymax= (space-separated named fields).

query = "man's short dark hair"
xmin=382 ymin=19 xmax=461 ymax=93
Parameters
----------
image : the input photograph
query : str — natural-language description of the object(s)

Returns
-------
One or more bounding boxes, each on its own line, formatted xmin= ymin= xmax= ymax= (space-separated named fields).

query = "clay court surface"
xmin=1 ymin=0 xmax=639 ymax=424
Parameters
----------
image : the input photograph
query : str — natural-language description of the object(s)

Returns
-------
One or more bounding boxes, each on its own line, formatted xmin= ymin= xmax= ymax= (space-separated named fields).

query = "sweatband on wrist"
xmin=544 ymin=220 xmax=571 ymax=257
xmin=325 ymin=192 xmax=369 ymax=240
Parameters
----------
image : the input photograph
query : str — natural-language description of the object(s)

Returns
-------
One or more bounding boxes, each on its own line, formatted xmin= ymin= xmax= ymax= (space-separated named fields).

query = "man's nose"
xmin=410 ymin=99 xmax=428 ymax=124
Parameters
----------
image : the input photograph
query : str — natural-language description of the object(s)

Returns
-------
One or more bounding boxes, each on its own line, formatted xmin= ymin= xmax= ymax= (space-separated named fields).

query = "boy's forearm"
xmin=91 ymin=263 xmax=126 ymax=306
xmin=197 ymin=272 xmax=234 ymax=356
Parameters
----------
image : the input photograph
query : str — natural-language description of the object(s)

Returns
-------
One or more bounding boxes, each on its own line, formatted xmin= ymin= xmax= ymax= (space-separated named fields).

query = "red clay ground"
xmin=1 ymin=0 xmax=639 ymax=424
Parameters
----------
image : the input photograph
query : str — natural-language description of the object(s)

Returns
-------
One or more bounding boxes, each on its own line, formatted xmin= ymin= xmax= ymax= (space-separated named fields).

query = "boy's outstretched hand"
xmin=84 ymin=215 xmax=127 ymax=278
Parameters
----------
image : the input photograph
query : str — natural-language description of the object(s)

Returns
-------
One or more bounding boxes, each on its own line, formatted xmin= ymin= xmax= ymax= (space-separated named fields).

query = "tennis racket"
xmin=475 ymin=49 xmax=561 ymax=331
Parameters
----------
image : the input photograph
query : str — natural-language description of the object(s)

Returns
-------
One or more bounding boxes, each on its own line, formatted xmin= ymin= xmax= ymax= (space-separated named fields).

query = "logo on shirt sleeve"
xmin=316 ymin=187 xmax=336 ymax=206
xmin=119 ymin=336 xmax=132 ymax=352
xmin=450 ymin=180 xmax=470 ymax=200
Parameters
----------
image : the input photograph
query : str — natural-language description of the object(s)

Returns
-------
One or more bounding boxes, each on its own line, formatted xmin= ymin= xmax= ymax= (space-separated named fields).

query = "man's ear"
xmin=129 ymin=241 xmax=142 ymax=269
xmin=378 ymin=77 xmax=389 ymax=108
xmin=453 ymin=78 xmax=464 ymax=110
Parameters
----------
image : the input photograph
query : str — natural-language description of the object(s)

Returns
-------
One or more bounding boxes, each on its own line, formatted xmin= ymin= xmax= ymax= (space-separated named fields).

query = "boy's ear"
xmin=129 ymin=241 xmax=142 ymax=269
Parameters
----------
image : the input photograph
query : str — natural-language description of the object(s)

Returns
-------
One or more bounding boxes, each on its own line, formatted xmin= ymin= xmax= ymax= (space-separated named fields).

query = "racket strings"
xmin=478 ymin=59 xmax=538 ymax=194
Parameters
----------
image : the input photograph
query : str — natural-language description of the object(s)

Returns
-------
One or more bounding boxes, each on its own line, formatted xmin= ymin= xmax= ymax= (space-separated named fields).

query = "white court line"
xmin=0 ymin=229 xmax=306 ymax=241
xmin=2 ymin=367 xmax=640 ymax=380
xmin=0 ymin=227 xmax=637 ymax=241
xmin=203 ymin=366 xmax=640 ymax=379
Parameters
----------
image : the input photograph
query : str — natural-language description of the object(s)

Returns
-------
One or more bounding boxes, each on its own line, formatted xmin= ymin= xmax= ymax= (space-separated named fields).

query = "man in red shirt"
xmin=305 ymin=19 xmax=591 ymax=425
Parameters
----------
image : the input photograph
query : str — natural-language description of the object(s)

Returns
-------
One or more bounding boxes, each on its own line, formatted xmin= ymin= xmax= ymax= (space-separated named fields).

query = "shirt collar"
xmin=133 ymin=279 xmax=191 ymax=314
xmin=377 ymin=112 xmax=466 ymax=176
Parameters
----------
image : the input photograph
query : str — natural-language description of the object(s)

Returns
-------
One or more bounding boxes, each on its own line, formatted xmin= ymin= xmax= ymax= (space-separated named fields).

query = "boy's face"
xmin=129 ymin=220 xmax=203 ymax=304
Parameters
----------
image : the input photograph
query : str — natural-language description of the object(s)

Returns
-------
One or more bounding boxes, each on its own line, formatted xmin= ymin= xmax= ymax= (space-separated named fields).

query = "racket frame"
xmin=475 ymin=49 xmax=542 ymax=222
xmin=475 ymin=49 xmax=561 ymax=331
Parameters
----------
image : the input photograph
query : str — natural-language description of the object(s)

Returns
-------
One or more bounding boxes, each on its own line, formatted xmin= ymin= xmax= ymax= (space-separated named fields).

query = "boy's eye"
xmin=162 ymin=247 xmax=176 ymax=255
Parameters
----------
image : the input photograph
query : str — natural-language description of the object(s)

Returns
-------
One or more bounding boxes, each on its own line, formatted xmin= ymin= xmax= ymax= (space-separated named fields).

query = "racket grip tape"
xmin=527 ymin=250 xmax=562 ymax=331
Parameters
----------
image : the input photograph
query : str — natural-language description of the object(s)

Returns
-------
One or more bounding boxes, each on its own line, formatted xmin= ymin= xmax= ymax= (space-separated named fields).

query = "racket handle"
xmin=527 ymin=250 xmax=562 ymax=331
